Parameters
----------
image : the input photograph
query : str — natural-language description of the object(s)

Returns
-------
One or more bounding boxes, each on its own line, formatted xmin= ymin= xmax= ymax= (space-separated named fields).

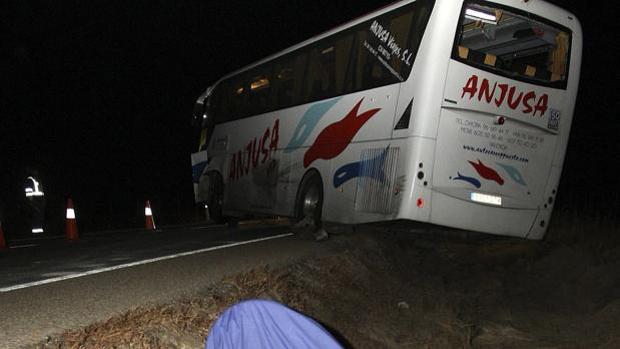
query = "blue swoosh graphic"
xmin=496 ymin=162 xmax=527 ymax=186
xmin=333 ymin=146 xmax=388 ymax=188
xmin=453 ymin=172 xmax=482 ymax=188
xmin=192 ymin=161 xmax=209 ymax=183
xmin=284 ymin=97 xmax=342 ymax=153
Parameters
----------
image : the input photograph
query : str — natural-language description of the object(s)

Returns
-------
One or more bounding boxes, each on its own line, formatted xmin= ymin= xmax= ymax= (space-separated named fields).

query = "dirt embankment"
xmin=32 ymin=224 xmax=619 ymax=349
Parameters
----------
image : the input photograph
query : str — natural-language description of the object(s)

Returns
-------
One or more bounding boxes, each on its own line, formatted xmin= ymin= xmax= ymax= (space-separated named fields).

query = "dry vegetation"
xmin=31 ymin=209 xmax=619 ymax=349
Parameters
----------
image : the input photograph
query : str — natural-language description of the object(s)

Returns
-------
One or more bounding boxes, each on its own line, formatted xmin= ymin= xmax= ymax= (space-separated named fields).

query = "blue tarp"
xmin=205 ymin=299 xmax=343 ymax=349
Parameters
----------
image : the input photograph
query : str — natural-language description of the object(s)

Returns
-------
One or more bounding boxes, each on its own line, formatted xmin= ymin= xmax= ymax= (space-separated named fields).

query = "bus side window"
xmin=215 ymin=79 xmax=232 ymax=123
xmin=226 ymin=75 xmax=248 ymax=121
xmin=333 ymin=33 xmax=355 ymax=96
xmin=353 ymin=8 xmax=419 ymax=90
xmin=304 ymin=44 xmax=336 ymax=102
xmin=273 ymin=52 xmax=307 ymax=109
xmin=292 ymin=53 xmax=308 ymax=105
xmin=353 ymin=29 xmax=390 ymax=89
xmin=386 ymin=10 xmax=414 ymax=76
xmin=209 ymin=86 xmax=223 ymax=125
xmin=301 ymin=33 xmax=354 ymax=104
xmin=274 ymin=59 xmax=296 ymax=108
xmin=247 ymin=64 xmax=274 ymax=116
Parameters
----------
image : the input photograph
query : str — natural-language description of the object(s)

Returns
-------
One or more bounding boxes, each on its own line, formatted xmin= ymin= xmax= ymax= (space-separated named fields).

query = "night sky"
xmin=1 ymin=0 xmax=618 ymax=233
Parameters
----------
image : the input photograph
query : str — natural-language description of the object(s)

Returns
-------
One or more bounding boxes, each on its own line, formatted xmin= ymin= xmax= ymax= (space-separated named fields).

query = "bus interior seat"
xmin=525 ymin=65 xmax=536 ymax=77
xmin=468 ymin=49 xmax=486 ymax=64
xmin=484 ymin=53 xmax=497 ymax=67
xmin=535 ymin=68 xmax=552 ymax=81
xmin=458 ymin=46 xmax=469 ymax=59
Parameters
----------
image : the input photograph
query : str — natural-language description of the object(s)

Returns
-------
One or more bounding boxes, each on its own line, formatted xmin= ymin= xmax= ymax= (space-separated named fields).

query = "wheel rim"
xmin=302 ymin=183 xmax=320 ymax=218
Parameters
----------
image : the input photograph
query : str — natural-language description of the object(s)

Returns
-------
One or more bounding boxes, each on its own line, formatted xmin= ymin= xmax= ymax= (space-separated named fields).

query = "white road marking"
xmin=0 ymin=233 xmax=293 ymax=293
xmin=190 ymin=225 xmax=226 ymax=230
xmin=9 ymin=244 xmax=39 ymax=249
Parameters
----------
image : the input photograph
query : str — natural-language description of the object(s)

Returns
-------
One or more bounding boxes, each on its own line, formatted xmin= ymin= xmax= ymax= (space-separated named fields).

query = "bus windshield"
xmin=453 ymin=1 xmax=571 ymax=88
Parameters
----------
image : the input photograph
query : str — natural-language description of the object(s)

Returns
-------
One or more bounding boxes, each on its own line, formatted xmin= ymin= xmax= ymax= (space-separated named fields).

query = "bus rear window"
xmin=453 ymin=1 xmax=571 ymax=88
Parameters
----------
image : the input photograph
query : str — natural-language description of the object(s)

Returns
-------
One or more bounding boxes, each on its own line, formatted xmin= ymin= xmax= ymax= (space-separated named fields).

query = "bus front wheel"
xmin=207 ymin=172 xmax=225 ymax=224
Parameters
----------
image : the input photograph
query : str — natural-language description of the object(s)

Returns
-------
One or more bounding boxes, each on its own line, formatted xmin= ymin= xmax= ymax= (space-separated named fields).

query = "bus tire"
xmin=294 ymin=172 xmax=324 ymax=238
xmin=207 ymin=172 xmax=225 ymax=224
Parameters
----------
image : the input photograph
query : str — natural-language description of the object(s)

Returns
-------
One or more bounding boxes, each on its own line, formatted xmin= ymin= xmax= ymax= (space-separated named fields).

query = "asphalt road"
xmin=0 ymin=222 xmax=323 ymax=348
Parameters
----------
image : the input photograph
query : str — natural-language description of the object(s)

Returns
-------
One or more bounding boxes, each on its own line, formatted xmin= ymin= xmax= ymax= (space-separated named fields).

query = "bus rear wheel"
xmin=295 ymin=173 xmax=326 ymax=240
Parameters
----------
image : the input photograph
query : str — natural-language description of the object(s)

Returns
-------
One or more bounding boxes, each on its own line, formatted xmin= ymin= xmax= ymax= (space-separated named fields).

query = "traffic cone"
xmin=0 ymin=221 xmax=7 ymax=250
xmin=65 ymin=197 xmax=79 ymax=242
xmin=145 ymin=200 xmax=156 ymax=230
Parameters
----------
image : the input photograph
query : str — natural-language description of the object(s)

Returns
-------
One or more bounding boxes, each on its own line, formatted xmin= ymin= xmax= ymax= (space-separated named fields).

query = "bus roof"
xmin=210 ymin=0 xmax=414 ymax=88
xmin=205 ymin=0 xmax=581 ymax=93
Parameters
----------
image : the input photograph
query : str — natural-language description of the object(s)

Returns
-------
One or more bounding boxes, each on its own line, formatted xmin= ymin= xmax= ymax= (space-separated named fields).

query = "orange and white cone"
xmin=145 ymin=200 xmax=156 ymax=230
xmin=65 ymin=198 xmax=79 ymax=242
xmin=0 ymin=221 xmax=7 ymax=250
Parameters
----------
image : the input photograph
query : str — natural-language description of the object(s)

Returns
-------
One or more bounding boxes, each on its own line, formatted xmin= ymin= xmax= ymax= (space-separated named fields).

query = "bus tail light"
xmin=417 ymin=198 xmax=424 ymax=208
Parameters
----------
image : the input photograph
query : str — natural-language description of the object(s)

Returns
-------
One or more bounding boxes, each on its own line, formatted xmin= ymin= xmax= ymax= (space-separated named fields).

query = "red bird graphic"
xmin=304 ymin=98 xmax=380 ymax=168
xmin=468 ymin=159 xmax=505 ymax=185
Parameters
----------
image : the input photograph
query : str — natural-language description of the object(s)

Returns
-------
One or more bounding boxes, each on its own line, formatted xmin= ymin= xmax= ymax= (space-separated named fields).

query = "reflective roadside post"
xmin=24 ymin=175 xmax=45 ymax=234
xmin=66 ymin=197 xmax=79 ymax=242
xmin=145 ymin=200 xmax=156 ymax=231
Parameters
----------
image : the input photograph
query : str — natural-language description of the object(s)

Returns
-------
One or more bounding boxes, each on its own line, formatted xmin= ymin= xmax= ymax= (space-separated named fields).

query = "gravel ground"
xmin=28 ymin=221 xmax=620 ymax=349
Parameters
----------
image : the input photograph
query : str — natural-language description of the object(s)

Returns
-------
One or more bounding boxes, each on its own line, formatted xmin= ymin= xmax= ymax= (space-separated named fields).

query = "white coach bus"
xmin=191 ymin=0 xmax=582 ymax=239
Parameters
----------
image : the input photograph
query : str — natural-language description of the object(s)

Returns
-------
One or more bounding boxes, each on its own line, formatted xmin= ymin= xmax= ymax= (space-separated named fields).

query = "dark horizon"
xmin=1 ymin=0 xmax=618 ymax=234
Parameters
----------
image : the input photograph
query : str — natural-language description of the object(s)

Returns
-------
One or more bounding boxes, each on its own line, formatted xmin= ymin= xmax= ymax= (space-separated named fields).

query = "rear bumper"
xmin=427 ymin=190 xmax=539 ymax=239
